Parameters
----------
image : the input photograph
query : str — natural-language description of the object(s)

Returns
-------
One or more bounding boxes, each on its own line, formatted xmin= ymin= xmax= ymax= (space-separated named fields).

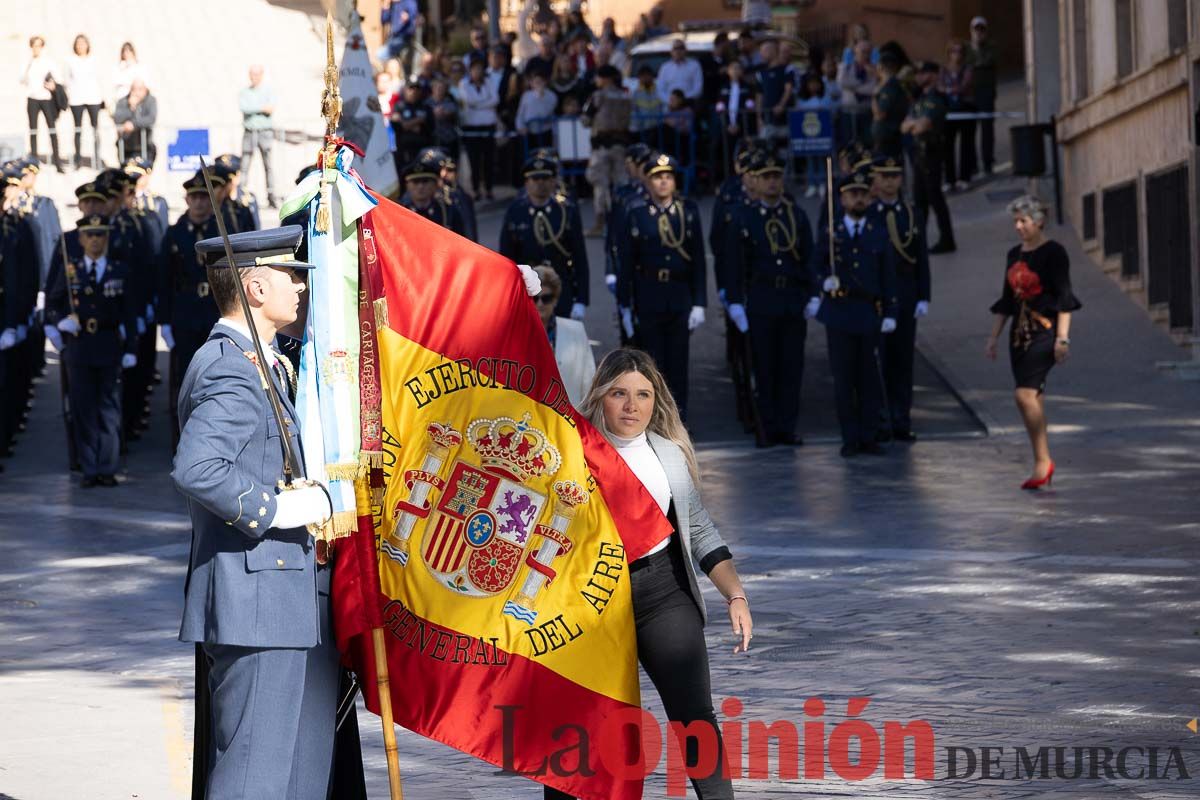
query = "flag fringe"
xmin=327 ymin=461 xmax=367 ymax=481
xmin=331 ymin=509 xmax=358 ymax=535
xmin=359 ymin=449 xmax=384 ymax=469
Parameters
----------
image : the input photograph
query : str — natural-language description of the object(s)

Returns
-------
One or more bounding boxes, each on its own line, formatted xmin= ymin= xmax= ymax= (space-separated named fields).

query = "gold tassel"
xmin=370 ymin=487 xmax=386 ymax=506
xmin=331 ymin=509 xmax=357 ymax=535
xmin=359 ymin=450 xmax=384 ymax=469
xmin=326 ymin=461 xmax=366 ymax=481
xmin=315 ymin=178 xmax=332 ymax=233
xmin=373 ymin=297 xmax=389 ymax=329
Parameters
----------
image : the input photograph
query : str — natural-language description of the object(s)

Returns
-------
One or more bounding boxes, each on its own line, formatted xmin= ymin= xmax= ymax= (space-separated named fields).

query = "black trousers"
xmin=880 ymin=298 xmax=917 ymax=433
xmin=461 ymin=125 xmax=496 ymax=195
xmin=975 ymin=88 xmax=996 ymax=172
xmin=70 ymin=103 xmax=102 ymax=161
xmin=65 ymin=357 xmax=122 ymax=477
xmin=747 ymin=307 xmax=806 ymax=438
xmin=637 ymin=309 xmax=690 ymax=419
xmin=943 ymin=114 xmax=977 ymax=185
xmin=826 ymin=326 xmax=883 ymax=446
xmin=545 ymin=538 xmax=733 ymax=800
xmin=26 ymin=97 xmax=60 ymax=161
xmin=912 ymin=154 xmax=954 ymax=245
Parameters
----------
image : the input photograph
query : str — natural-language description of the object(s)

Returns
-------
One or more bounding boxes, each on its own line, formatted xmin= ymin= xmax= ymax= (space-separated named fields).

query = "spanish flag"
xmin=333 ymin=191 xmax=671 ymax=799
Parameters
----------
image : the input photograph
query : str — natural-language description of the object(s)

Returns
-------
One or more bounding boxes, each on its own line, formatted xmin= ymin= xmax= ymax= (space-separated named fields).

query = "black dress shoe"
xmin=840 ymin=443 xmax=858 ymax=458
xmin=98 ymin=474 xmax=119 ymax=487
xmin=858 ymin=441 xmax=886 ymax=455
xmin=875 ymin=429 xmax=893 ymax=443
xmin=893 ymin=429 xmax=918 ymax=442
xmin=755 ymin=435 xmax=776 ymax=449
xmin=81 ymin=476 xmax=98 ymax=488
xmin=930 ymin=239 xmax=957 ymax=254
xmin=773 ymin=432 xmax=803 ymax=446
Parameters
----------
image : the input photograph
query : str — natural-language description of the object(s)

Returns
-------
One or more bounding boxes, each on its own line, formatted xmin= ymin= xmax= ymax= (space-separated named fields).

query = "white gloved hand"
xmin=145 ymin=303 xmax=155 ymax=324
xmin=57 ymin=316 xmax=82 ymax=335
xmin=620 ymin=307 xmax=634 ymax=339
xmin=517 ymin=263 xmax=541 ymax=297
xmin=570 ymin=302 xmax=586 ymax=321
xmin=687 ymin=305 xmax=706 ymax=331
xmin=270 ymin=484 xmax=333 ymax=530
xmin=727 ymin=303 xmax=749 ymax=333
xmin=914 ymin=300 xmax=929 ymax=318
xmin=44 ymin=324 xmax=63 ymax=352
xmin=822 ymin=276 xmax=839 ymax=292
xmin=121 ymin=352 xmax=138 ymax=369
xmin=881 ymin=317 xmax=897 ymax=334
xmin=136 ymin=316 xmax=146 ymax=335
xmin=160 ymin=324 xmax=175 ymax=350
xmin=605 ymin=274 xmax=617 ymax=294
xmin=36 ymin=291 xmax=45 ymax=312
xmin=16 ymin=324 xmax=28 ymax=342
xmin=0 ymin=329 xmax=15 ymax=351
xmin=804 ymin=297 xmax=821 ymax=319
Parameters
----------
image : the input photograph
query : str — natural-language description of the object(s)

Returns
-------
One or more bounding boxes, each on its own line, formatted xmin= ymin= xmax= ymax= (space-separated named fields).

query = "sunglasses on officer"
xmin=534 ymin=292 xmax=559 ymax=305
xmin=80 ymin=230 xmax=109 ymax=238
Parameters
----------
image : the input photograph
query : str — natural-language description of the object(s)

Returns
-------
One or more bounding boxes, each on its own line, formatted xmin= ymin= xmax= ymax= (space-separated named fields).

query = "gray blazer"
xmin=646 ymin=431 xmax=730 ymax=625
xmin=175 ymin=322 xmax=321 ymax=648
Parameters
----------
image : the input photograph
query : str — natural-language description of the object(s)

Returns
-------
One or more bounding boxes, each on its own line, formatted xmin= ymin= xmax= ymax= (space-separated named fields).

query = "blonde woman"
xmin=545 ymin=347 xmax=752 ymax=800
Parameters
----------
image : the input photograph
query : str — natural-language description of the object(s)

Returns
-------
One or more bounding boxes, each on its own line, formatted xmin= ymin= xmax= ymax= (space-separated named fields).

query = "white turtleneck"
xmin=610 ymin=430 xmax=672 ymax=556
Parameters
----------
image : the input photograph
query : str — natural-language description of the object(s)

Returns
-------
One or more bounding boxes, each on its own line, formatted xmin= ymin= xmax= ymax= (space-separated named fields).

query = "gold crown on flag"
xmin=427 ymin=421 xmax=464 ymax=449
xmin=553 ymin=480 xmax=589 ymax=509
xmin=467 ymin=413 xmax=562 ymax=482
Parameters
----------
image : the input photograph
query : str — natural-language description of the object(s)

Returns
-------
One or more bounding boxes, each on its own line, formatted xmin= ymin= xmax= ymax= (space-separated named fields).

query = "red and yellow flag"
xmin=333 ymin=192 xmax=671 ymax=799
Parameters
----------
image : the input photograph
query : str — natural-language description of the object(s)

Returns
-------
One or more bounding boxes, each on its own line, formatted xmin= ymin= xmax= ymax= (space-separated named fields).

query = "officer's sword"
xmin=825 ymin=155 xmax=839 ymax=292
xmin=197 ymin=157 xmax=303 ymax=484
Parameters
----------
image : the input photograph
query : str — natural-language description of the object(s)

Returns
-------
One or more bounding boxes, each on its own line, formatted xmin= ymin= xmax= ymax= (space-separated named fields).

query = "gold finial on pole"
xmin=316 ymin=11 xmax=341 ymax=232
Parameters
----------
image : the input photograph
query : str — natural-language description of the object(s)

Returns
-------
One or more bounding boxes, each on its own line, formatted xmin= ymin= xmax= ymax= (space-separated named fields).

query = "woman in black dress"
xmin=986 ymin=195 xmax=1081 ymax=489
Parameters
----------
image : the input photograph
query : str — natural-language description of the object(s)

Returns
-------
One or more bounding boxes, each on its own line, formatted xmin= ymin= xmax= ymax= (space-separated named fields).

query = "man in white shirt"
xmin=18 ymin=35 xmax=65 ymax=171
xmin=655 ymin=40 xmax=703 ymax=106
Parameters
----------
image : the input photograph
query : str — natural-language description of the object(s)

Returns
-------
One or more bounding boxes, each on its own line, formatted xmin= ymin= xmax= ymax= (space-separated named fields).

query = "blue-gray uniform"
xmin=445 ymin=183 xmax=476 ymax=241
xmin=176 ymin=226 xmax=337 ymax=799
xmin=727 ymin=166 xmax=814 ymax=444
xmin=616 ymin=154 xmax=706 ymax=417
xmin=45 ymin=215 xmax=139 ymax=482
xmin=811 ymin=172 xmax=899 ymax=452
xmin=16 ymin=159 xmax=61 ymax=381
xmin=160 ymin=173 xmax=221 ymax=446
xmin=869 ymin=159 xmax=931 ymax=439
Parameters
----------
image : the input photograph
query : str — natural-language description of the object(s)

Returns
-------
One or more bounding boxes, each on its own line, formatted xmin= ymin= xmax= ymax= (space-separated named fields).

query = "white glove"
xmin=44 ymin=324 xmax=63 ymax=352
xmin=605 ymin=274 xmax=617 ymax=294
xmin=570 ymin=302 xmax=586 ymax=321
xmin=57 ymin=316 xmax=81 ymax=335
xmin=517 ymin=263 xmax=541 ymax=297
xmin=0 ymin=329 xmax=15 ymax=351
xmin=804 ymin=297 xmax=821 ymax=319
xmin=270 ymin=484 xmax=333 ymax=530
xmin=118 ymin=324 xmax=126 ymax=339
xmin=620 ymin=307 xmax=634 ymax=339
xmin=145 ymin=303 xmax=155 ymax=324
xmin=36 ymin=291 xmax=45 ymax=312
xmin=136 ymin=317 xmax=146 ymax=335
xmin=121 ymin=352 xmax=138 ymax=369
xmin=727 ymin=303 xmax=749 ymax=333
xmin=914 ymin=300 xmax=929 ymax=318
xmin=687 ymin=305 xmax=706 ymax=331
xmin=160 ymin=324 xmax=175 ymax=350
xmin=881 ymin=317 xmax=897 ymax=334
xmin=16 ymin=324 xmax=28 ymax=342
xmin=822 ymin=276 xmax=839 ymax=292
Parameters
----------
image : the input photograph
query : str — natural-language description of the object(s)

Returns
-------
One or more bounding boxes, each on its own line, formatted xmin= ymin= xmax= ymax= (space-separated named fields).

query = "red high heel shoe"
xmin=1021 ymin=461 xmax=1055 ymax=490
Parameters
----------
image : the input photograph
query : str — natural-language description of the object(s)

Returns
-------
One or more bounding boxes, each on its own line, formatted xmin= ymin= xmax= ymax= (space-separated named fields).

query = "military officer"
xmin=499 ymin=153 xmax=590 ymax=320
xmin=175 ymin=225 xmax=338 ymax=799
xmin=870 ymin=155 xmax=930 ymax=442
xmin=871 ymin=52 xmax=909 ymax=159
xmin=431 ymin=148 xmax=478 ymax=242
xmin=160 ymin=171 xmax=222 ymax=447
xmin=125 ymin=157 xmax=169 ymax=248
xmin=616 ymin=153 xmax=706 ymax=418
xmin=810 ymin=170 xmax=898 ymax=457
xmin=44 ymin=214 xmax=139 ymax=486
xmin=16 ymin=157 xmax=61 ymax=381
xmin=400 ymin=151 xmax=467 ymax=235
xmin=605 ymin=143 xmax=654 ymax=294
xmin=902 ymin=61 xmax=956 ymax=253
xmin=726 ymin=152 xmax=814 ymax=447
xmin=215 ymin=153 xmax=261 ymax=231
xmin=1 ymin=162 xmax=40 ymax=460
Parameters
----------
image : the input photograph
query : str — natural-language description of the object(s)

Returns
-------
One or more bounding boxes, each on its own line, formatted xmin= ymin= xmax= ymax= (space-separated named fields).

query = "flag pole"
xmin=320 ymin=12 xmax=403 ymax=798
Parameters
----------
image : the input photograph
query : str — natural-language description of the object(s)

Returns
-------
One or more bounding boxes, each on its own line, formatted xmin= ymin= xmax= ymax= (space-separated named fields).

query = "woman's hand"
xmin=985 ymin=336 xmax=998 ymax=361
xmin=729 ymin=597 xmax=753 ymax=654
xmin=1054 ymin=339 xmax=1070 ymax=363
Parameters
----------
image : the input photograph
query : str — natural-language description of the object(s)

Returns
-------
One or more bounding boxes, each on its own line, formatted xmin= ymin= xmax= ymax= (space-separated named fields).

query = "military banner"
xmin=333 ymin=192 xmax=671 ymax=799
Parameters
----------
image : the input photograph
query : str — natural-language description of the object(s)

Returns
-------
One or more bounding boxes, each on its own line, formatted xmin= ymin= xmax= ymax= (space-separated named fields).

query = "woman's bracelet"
xmin=727 ymin=594 xmax=749 ymax=607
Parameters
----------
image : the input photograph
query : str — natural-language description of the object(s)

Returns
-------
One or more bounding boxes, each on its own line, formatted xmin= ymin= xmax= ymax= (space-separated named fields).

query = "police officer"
xmin=400 ymin=150 xmax=467 ymax=235
xmin=616 ymin=153 xmax=706 ymax=418
xmin=160 ymin=171 xmax=222 ymax=447
xmin=44 ymin=214 xmax=139 ymax=486
xmin=870 ymin=155 xmax=930 ymax=442
xmin=602 ymin=144 xmax=654 ymax=345
xmin=727 ymin=152 xmax=814 ymax=447
xmin=903 ymin=61 xmax=956 ymax=253
xmin=810 ymin=170 xmax=898 ymax=457
xmin=872 ymin=52 xmax=909 ymax=159
xmin=431 ymin=148 xmax=477 ymax=242
xmin=215 ymin=153 xmax=261 ymax=231
xmin=499 ymin=153 xmax=589 ymax=320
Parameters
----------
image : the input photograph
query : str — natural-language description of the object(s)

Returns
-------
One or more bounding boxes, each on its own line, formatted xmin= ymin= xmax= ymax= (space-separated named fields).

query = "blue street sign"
xmin=789 ymin=109 xmax=834 ymax=156
xmin=167 ymin=128 xmax=210 ymax=172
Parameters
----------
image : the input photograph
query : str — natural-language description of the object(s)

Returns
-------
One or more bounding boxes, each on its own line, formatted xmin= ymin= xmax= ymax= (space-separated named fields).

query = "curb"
xmin=914 ymin=333 xmax=1004 ymax=438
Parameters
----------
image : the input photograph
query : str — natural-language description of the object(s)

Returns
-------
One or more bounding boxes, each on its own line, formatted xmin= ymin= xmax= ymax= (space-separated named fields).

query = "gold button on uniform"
xmin=276 ymin=559 xmax=285 ymax=567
